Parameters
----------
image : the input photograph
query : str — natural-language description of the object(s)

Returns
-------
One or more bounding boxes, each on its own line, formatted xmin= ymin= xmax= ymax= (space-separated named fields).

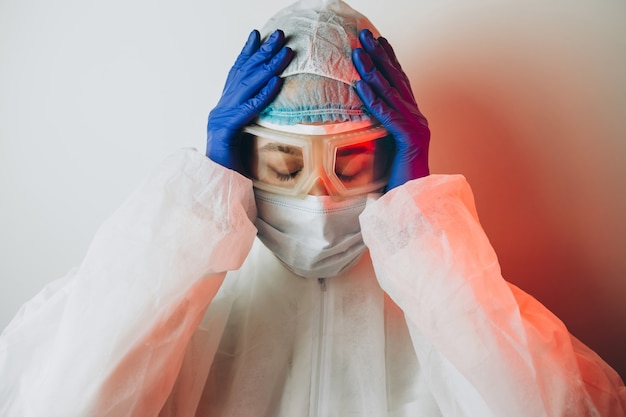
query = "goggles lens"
xmin=241 ymin=124 xmax=394 ymax=197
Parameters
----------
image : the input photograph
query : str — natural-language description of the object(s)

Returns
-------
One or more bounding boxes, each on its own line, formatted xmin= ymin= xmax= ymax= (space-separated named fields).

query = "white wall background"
xmin=1 ymin=0 xmax=625 ymax=378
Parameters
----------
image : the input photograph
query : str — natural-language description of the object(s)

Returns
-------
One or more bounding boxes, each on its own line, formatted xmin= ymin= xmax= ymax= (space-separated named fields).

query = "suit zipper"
xmin=311 ymin=278 xmax=329 ymax=417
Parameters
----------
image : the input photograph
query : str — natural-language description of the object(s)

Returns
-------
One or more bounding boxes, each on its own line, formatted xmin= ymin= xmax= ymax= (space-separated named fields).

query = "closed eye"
xmin=275 ymin=169 xmax=301 ymax=182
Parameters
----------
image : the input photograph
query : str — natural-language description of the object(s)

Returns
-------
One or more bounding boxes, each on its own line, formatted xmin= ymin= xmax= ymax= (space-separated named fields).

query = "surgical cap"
xmin=258 ymin=0 xmax=381 ymax=125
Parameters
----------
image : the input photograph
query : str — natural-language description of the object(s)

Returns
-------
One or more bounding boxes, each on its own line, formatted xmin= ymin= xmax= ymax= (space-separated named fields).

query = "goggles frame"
xmin=242 ymin=123 xmax=393 ymax=198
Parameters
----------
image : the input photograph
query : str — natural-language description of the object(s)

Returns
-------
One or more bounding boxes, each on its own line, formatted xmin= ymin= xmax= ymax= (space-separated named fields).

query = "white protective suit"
xmin=1 ymin=149 xmax=624 ymax=417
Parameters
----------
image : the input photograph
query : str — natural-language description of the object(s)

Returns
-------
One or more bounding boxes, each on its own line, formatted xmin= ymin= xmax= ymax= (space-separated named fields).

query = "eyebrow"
xmin=259 ymin=142 xmax=301 ymax=156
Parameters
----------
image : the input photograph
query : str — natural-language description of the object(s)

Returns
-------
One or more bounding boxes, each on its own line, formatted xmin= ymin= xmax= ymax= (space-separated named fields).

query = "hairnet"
xmin=258 ymin=0 xmax=381 ymax=125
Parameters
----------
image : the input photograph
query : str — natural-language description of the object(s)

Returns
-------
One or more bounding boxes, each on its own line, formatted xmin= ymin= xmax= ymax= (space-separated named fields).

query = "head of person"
xmin=240 ymin=0 xmax=394 ymax=200
xmin=246 ymin=0 xmax=391 ymax=279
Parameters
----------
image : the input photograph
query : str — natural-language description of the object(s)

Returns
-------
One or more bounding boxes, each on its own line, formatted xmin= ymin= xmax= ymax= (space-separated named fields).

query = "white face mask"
xmin=254 ymin=189 xmax=380 ymax=278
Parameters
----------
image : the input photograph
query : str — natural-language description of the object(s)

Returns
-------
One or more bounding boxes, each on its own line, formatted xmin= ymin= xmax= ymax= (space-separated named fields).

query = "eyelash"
xmin=336 ymin=172 xmax=357 ymax=182
xmin=275 ymin=170 xmax=300 ymax=182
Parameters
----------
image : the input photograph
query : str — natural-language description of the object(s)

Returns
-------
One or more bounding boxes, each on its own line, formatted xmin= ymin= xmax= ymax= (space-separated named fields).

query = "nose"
xmin=308 ymin=177 xmax=330 ymax=196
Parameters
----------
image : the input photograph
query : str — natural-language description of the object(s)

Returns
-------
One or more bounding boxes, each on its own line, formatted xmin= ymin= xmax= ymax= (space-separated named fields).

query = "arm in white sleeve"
xmin=360 ymin=174 xmax=626 ymax=417
xmin=0 ymin=149 xmax=258 ymax=417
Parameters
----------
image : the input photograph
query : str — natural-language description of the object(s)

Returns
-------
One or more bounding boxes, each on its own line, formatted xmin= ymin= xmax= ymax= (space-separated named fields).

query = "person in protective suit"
xmin=1 ymin=1 xmax=625 ymax=416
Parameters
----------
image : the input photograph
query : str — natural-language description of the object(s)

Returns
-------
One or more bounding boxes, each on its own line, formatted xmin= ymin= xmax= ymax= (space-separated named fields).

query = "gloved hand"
xmin=352 ymin=29 xmax=430 ymax=191
xmin=207 ymin=29 xmax=293 ymax=173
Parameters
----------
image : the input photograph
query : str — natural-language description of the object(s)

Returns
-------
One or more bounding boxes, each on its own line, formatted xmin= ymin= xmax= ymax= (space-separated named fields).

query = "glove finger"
xmin=222 ymin=29 xmax=290 ymax=99
xmin=221 ymin=29 xmax=284 ymax=98
xmin=353 ymin=47 xmax=381 ymax=86
xmin=214 ymin=75 xmax=283 ymax=127
xmin=353 ymin=48 xmax=405 ymax=112
xmin=354 ymin=79 xmax=399 ymax=129
xmin=358 ymin=29 xmax=415 ymax=105
xmin=354 ymin=47 xmax=427 ymax=127
xmin=245 ymin=75 xmax=284 ymax=121
xmin=224 ymin=30 xmax=261 ymax=88
xmin=378 ymin=36 xmax=416 ymax=102
xmin=225 ymin=45 xmax=292 ymax=106
xmin=242 ymin=29 xmax=287 ymax=71
xmin=238 ymin=30 xmax=263 ymax=63
xmin=355 ymin=78 xmax=428 ymax=147
xmin=358 ymin=29 xmax=393 ymax=74
xmin=376 ymin=36 xmax=403 ymax=73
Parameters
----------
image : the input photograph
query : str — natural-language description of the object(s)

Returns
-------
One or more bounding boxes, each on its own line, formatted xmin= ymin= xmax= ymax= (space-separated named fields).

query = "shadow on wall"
xmin=401 ymin=3 xmax=626 ymax=378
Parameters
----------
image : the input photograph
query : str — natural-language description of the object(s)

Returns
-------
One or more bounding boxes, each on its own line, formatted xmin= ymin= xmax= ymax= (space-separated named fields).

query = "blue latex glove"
xmin=207 ymin=29 xmax=293 ymax=172
xmin=352 ymin=29 xmax=430 ymax=191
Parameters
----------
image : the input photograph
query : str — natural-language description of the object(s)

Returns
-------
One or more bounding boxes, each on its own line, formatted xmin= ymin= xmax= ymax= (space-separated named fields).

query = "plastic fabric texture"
xmin=1 ymin=151 xmax=625 ymax=416
xmin=253 ymin=189 xmax=378 ymax=278
xmin=258 ymin=0 xmax=380 ymax=125
xmin=0 ymin=149 xmax=258 ymax=416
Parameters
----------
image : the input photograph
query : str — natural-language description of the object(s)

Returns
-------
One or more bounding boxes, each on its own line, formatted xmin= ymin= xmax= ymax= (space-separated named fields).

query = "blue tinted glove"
xmin=352 ymin=29 xmax=430 ymax=191
xmin=207 ymin=29 xmax=293 ymax=172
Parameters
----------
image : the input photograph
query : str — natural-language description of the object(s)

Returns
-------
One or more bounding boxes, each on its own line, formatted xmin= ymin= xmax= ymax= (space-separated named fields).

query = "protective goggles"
xmin=241 ymin=122 xmax=394 ymax=198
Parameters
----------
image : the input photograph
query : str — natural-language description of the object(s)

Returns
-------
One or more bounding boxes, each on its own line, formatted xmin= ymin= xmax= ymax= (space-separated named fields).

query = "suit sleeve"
xmin=0 ymin=149 xmax=258 ymax=417
xmin=360 ymin=174 xmax=626 ymax=417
